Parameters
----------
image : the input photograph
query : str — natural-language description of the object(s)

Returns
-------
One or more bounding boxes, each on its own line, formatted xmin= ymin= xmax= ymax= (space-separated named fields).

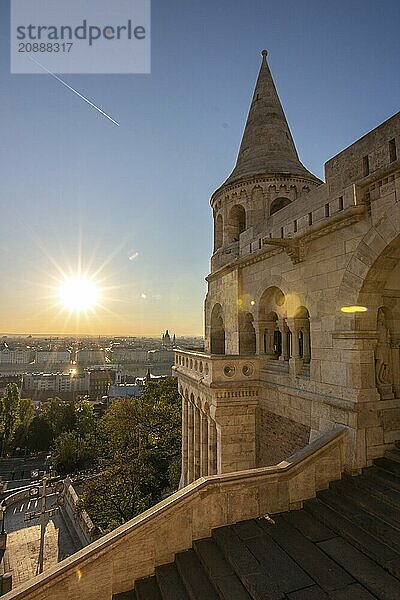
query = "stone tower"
xmin=175 ymin=51 xmax=400 ymax=485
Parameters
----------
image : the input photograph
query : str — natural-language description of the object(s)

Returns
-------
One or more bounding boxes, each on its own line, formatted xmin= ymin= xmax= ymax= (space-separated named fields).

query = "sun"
xmin=57 ymin=276 xmax=100 ymax=312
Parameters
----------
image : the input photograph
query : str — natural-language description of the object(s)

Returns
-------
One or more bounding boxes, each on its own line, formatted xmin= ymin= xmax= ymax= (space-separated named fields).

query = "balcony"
xmin=174 ymin=349 xmax=260 ymax=388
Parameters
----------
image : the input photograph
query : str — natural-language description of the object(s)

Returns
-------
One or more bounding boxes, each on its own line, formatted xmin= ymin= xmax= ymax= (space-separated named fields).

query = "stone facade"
xmin=175 ymin=51 xmax=400 ymax=482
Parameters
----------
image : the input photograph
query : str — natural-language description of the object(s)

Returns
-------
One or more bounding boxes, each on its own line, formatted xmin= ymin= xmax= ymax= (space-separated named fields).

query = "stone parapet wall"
xmin=1 ymin=428 xmax=347 ymax=600
xmin=62 ymin=477 xmax=96 ymax=547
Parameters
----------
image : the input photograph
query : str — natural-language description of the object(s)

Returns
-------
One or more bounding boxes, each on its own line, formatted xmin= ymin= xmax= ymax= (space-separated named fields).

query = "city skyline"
xmin=0 ymin=0 xmax=399 ymax=335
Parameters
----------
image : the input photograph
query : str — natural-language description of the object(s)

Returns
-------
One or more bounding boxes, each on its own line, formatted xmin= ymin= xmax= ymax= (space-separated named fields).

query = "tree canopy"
xmin=81 ymin=377 xmax=182 ymax=534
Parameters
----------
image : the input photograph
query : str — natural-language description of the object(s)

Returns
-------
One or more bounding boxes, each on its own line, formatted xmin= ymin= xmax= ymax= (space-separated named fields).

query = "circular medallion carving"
xmin=223 ymin=364 xmax=236 ymax=378
xmin=242 ymin=364 xmax=254 ymax=377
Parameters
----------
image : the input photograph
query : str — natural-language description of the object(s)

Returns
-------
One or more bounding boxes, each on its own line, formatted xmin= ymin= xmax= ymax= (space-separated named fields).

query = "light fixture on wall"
xmin=340 ymin=306 xmax=368 ymax=313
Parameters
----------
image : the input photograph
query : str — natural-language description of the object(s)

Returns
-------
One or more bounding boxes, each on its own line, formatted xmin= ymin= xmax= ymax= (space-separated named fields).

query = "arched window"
xmin=270 ymin=196 xmax=291 ymax=216
xmin=214 ymin=214 xmax=223 ymax=250
xmin=210 ymin=304 xmax=225 ymax=355
xmin=239 ymin=312 xmax=256 ymax=355
xmin=227 ymin=205 xmax=246 ymax=243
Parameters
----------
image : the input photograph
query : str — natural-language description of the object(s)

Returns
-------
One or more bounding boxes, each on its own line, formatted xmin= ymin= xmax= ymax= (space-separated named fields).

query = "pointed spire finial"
xmin=220 ymin=51 xmax=320 ymax=187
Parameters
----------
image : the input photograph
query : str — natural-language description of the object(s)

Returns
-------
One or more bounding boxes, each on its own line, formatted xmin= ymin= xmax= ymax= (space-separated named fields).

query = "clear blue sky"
xmin=0 ymin=0 xmax=399 ymax=335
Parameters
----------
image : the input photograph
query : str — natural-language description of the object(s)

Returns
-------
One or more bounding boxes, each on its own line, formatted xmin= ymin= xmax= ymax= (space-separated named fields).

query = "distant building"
xmin=108 ymin=345 xmax=148 ymax=364
xmin=35 ymin=349 xmax=71 ymax=365
xmin=0 ymin=343 xmax=33 ymax=364
xmin=161 ymin=330 xmax=175 ymax=349
xmin=88 ymin=369 xmax=115 ymax=399
xmin=76 ymin=348 xmax=106 ymax=365
xmin=107 ymin=381 xmax=144 ymax=402
xmin=23 ymin=372 xmax=89 ymax=395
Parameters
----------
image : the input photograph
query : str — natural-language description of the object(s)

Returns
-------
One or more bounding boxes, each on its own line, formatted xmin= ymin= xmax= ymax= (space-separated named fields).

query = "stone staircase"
xmin=115 ymin=443 xmax=400 ymax=600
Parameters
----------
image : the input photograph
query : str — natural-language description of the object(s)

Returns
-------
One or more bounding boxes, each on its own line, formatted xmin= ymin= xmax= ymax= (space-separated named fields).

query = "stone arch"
xmin=258 ymin=287 xmax=287 ymax=358
xmin=239 ymin=312 xmax=256 ymax=355
xmin=294 ymin=306 xmax=311 ymax=363
xmin=210 ymin=303 xmax=225 ymax=355
xmin=270 ymin=196 xmax=292 ymax=216
xmin=214 ymin=213 xmax=223 ymax=251
xmin=227 ymin=204 xmax=246 ymax=243
xmin=338 ymin=221 xmax=400 ymax=398
xmin=337 ymin=207 xmax=400 ymax=328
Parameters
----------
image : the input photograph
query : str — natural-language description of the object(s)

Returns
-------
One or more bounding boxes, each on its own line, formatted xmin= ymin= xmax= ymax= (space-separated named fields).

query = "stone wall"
xmin=200 ymin=112 xmax=400 ymax=474
xmin=62 ymin=477 xmax=96 ymax=547
xmin=257 ymin=408 xmax=310 ymax=466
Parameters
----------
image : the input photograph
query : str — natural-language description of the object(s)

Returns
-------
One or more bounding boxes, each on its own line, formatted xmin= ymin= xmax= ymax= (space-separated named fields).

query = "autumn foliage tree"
xmin=81 ymin=377 xmax=181 ymax=534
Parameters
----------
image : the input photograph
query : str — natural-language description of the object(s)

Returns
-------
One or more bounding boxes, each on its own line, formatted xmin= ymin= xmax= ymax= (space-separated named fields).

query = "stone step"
xmin=317 ymin=537 xmax=400 ymax=600
xmin=345 ymin=473 xmax=400 ymax=510
xmin=363 ymin=465 xmax=400 ymax=493
xmin=112 ymin=592 xmax=134 ymax=600
xmin=240 ymin=522 xmax=315 ymax=596
xmin=175 ymin=549 xmax=219 ymax=600
xmin=317 ymin=489 xmax=400 ymax=554
xmin=304 ymin=498 xmax=400 ymax=577
xmin=134 ymin=577 xmax=162 ymax=600
xmin=155 ymin=563 xmax=189 ymax=600
xmin=285 ymin=586 xmax=330 ymax=599
xmin=385 ymin=450 xmax=400 ymax=465
xmin=193 ymin=538 xmax=251 ymax=600
xmin=212 ymin=525 xmax=282 ymax=599
xmin=332 ymin=478 xmax=400 ymax=529
xmin=281 ymin=508 xmax=335 ymax=543
xmin=256 ymin=515 xmax=354 ymax=592
xmin=375 ymin=456 xmax=400 ymax=477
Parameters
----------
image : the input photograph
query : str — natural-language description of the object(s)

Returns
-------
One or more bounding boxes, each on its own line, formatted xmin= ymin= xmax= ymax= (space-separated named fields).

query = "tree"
xmin=1 ymin=383 xmax=20 ymax=454
xmin=26 ymin=416 xmax=53 ymax=451
xmin=75 ymin=400 xmax=96 ymax=438
xmin=11 ymin=398 xmax=36 ymax=450
xmin=81 ymin=454 xmax=167 ymax=534
xmin=82 ymin=377 xmax=182 ymax=532
xmin=42 ymin=397 xmax=76 ymax=439
xmin=52 ymin=431 xmax=93 ymax=474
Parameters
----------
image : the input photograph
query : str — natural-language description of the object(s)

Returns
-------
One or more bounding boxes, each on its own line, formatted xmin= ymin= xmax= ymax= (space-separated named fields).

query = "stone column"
xmin=193 ymin=406 xmax=201 ymax=480
xmin=279 ymin=319 xmax=289 ymax=361
xmin=180 ymin=396 xmax=188 ymax=487
xmin=287 ymin=318 xmax=303 ymax=376
xmin=200 ymin=412 xmax=209 ymax=477
xmin=208 ymin=418 xmax=217 ymax=475
xmin=187 ymin=402 xmax=194 ymax=483
xmin=303 ymin=325 xmax=311 ymax=364
xmin=266 ymin=328 xmax=275 ymax=357
xmin=254 ymin=319 xmax=263 ymax=355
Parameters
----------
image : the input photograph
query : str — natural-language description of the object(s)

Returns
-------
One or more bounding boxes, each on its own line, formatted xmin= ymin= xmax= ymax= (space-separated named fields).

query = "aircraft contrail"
xmin=28 ymin=56 xmax=120 ymax=126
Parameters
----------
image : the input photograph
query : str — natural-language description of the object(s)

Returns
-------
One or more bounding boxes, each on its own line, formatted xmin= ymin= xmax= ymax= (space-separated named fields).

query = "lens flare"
xmin=58 ymin=276 xmax=100 ymax=312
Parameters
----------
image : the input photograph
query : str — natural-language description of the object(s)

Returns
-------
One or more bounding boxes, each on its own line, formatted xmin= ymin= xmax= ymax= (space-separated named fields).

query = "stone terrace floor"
xmin=1 ymin=497 xmax=81 ymax=588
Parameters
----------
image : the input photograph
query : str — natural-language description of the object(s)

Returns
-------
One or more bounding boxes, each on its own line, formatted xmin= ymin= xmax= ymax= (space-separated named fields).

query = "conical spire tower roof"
xmin=223 ymin=51 xmax=319 ymax=186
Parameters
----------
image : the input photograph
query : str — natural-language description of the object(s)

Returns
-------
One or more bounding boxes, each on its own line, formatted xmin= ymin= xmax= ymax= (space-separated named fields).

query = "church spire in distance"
xmin=223 ymin=50 xmax=319 ymax=186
